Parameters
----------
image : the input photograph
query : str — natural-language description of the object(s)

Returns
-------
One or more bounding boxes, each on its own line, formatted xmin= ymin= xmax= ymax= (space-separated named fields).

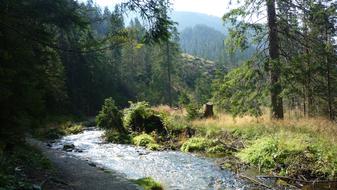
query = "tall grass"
xmin=154 ymin=105 xmax=337 ymax=178
xmin=191 ymin=113 xmax=337 ymax=143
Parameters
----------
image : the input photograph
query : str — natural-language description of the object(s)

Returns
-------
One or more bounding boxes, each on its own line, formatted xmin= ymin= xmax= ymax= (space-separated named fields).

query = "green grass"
xmin=236 ymin=131 xmax=337 ymax=178
xmin=33 ymin=121 xmax=84 ymax=140
xmin=132 ymin=133 xmax=161 ymax=150
xmin=132 ymin=177 xmax=163 ymax=190
xmin=0 ymin=144 xmax=53 ymax=189
xmin=180 ymin=137 xmax=211 ymax=152
xmin=177 ymin=112 xmax=337 ymax=179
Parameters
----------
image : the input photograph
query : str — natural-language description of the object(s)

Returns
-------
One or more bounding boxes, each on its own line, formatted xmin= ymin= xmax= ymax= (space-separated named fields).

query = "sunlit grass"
xmin=191 ymin=112 xmax=337 ymax=143
xmin=153 ymin=105 xmax=337 ymax=178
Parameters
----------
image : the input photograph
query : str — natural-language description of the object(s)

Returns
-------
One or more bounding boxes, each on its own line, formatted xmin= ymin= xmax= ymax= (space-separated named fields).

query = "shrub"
xmin=237 ymin=132 xmax=310 ymax=173
xmin=186 ymin=103 xmax=201 ymax=120
xmin=206 ymin=145 xmax=227 ymax=154
xmin=132 ymin=177 xmax=163 ymax=190
xmin=180 ymin=137 xmax=211 ymax=152
xmin=103 ymin=130 xmax=131 ymax=144
xmin=132 ymin=133 xmax=156 ymax=146
xmin=96 ymin=98 xmax=124 ymax=132
xmin=132 ymin=133 xmax=161 ymax=150
xmin=63 ymin=124 xmax=83 ymax=135
xmin=147 ymin=143 xmax=161 ymax=151
xmin=123 ymin=102 xmax=167 ymax=135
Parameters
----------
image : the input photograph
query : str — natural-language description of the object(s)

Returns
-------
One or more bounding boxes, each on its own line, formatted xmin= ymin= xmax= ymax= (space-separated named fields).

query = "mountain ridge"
xmin=170 ymin=11 xmax=228 ymax=33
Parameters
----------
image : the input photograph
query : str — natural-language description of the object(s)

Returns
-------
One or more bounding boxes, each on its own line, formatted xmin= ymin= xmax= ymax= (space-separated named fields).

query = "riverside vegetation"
xmin=96 ymin=98 xmax=337 ymax=188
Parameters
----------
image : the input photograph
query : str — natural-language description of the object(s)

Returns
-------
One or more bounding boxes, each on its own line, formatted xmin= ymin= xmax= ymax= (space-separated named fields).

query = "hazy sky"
xmin=82 ymin=0 xmax=234 ymax=17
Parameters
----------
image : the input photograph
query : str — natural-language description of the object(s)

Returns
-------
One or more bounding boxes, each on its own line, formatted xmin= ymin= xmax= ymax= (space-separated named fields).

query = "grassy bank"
xmin=151 ymin=106 xmax=337 ymax=181
xmin=132 ymin=177 xmax=163 ymax=190
xmin=190 ymin=113 xmax=337 ymax=179
xmin=101 ymin=103 xmax=337 ymax=182
xmin=32 ymin=116 xmax=94 ymax=140
xmin=0 ymin=144 xmax=53 ymax=190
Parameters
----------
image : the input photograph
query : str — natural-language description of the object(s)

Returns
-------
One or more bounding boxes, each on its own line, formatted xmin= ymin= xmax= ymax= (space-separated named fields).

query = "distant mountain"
xmin=179 ymin=24 xmax=255 ymax=67
xmin=170 ymin=11 xmax=228 ymax=33
xmin=180 ymin=25 xmax=227 ymax=63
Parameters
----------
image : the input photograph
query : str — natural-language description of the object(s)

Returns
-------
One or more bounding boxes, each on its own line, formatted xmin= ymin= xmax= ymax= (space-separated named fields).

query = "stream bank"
xmin=28 ymin=138 xmax=141 ymax=190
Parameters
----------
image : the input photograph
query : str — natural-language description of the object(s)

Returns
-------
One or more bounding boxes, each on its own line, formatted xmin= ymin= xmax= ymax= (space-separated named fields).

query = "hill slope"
xmin=171 ymin=11 xmax=228 ymax=33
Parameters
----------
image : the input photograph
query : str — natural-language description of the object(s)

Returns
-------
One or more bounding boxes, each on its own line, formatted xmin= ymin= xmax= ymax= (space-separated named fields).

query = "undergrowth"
xmin=132 ymin=177 xmax=163 ymax=190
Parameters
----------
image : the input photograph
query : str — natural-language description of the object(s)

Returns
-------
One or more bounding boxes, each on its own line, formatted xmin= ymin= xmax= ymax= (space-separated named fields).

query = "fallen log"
xmin=257 ymin=175 xmax=337 ymax=184
xmin=239 ymin=174 xmax=274 ymax=189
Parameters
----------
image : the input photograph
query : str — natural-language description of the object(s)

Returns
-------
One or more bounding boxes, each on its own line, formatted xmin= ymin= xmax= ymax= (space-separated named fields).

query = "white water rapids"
xmin=51 ymin=128 xmax=252 ymax=190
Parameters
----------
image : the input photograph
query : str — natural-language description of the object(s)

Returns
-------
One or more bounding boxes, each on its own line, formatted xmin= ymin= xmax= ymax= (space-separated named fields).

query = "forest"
xmin=0 ymin=0 xmax=337 ymax=190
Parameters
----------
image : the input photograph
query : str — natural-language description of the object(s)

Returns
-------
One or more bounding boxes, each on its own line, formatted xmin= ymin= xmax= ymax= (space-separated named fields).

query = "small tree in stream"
xmin=96 ymin=98 xmax=124 ymax=133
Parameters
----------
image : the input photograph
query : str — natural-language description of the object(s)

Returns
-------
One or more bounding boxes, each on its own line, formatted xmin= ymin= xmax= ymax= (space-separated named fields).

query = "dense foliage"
xmin=216 ymin=0 xmax=337 ymax=119
xmin=123 ymin=101 xmax=167 ymax=135
xmin=0 ymin=0 xmax=217 ymax=147
xmin=96 ymin=98 xmax=123 ymax=132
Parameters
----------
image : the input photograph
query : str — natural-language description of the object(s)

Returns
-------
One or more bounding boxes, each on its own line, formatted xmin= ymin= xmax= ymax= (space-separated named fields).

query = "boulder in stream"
xmin=63 ymin=143 xmax=75 ymax=152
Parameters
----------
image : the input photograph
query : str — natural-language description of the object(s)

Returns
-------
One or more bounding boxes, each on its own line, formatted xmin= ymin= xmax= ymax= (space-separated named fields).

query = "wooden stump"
xmin=203 ymin=102 xmax=214 ymax=118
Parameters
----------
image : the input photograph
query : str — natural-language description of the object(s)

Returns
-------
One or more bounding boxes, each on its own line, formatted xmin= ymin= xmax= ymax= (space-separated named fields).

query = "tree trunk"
xmin=203 ymin=102 xmax=214 ymax=118
xmin=325 ymin=30 xmax=333 ymax=120
xmin=267 ymin=0 xmax=284 ymax=119
xmin=166 ymin=41 xmax=172 ymax=106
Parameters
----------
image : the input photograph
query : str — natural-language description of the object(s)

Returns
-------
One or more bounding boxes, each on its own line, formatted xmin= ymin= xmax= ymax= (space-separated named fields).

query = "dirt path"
xmin=28 ymin=138 xmax=141 ymax=190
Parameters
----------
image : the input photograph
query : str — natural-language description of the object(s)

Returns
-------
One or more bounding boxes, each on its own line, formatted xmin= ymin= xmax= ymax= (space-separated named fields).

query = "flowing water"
xmin=51 ymin=128 xmax=252 ymax=190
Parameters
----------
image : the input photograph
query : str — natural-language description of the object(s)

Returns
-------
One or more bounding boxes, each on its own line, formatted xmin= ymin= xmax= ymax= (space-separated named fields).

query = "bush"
xmin=96 ymin=98 xmax=124 ymax=132
xmin=132 ymin=133 xmax=161 ymax=150
xmin=123 ymin=102 xmax=167 ymax=135
xmin=186 ymin=103 xmax=200 ymax=120
xmin=132 ymin=177 xmax=163 ymax=190
xmin=132 ymin=133 xmax=156 ymax=146
xmin=180 ymin=137 xmax=211 ymax=152
xmin=147 ymin=143 xmax=161 ymax=151
xmin=103 ymin=130 xmax=131 ymax=144
xmin=206 ymin=145 xmax=227 ymax=154
xmin=237 ymin=133 xmax=312 ymax=174
xmin=63 ymin=124 xmax=83 ymax=135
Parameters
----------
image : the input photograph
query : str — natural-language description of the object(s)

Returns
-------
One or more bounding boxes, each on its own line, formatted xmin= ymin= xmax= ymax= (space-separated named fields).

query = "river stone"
xmin=63 ymin=144 xmax=75 ymax=152
xmin=88 ymin=162 xmax=96 ymax=167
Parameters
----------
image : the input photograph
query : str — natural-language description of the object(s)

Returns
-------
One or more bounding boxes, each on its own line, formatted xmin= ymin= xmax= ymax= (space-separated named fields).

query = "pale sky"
xmin=172 ymin=0 xmax=233 ymax=17
xmin=81 ymin=0 xmax=235 ymax=17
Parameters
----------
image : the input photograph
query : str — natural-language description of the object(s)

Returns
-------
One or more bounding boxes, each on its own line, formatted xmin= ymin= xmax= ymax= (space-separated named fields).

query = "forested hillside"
xmin=0 ymin=0 xmax=218 ymax=144
xmin=179 ymin=24 xmax=255 ymax=67
xmin=171 ymin=11 xmax=228 ymax=32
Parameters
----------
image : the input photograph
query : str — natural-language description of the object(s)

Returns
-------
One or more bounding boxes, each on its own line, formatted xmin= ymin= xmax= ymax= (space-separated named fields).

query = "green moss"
xmin=180 ymin=137 xmax=211 ymax=152
xmin=133 ymin=177 xmax=163 ymax=190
